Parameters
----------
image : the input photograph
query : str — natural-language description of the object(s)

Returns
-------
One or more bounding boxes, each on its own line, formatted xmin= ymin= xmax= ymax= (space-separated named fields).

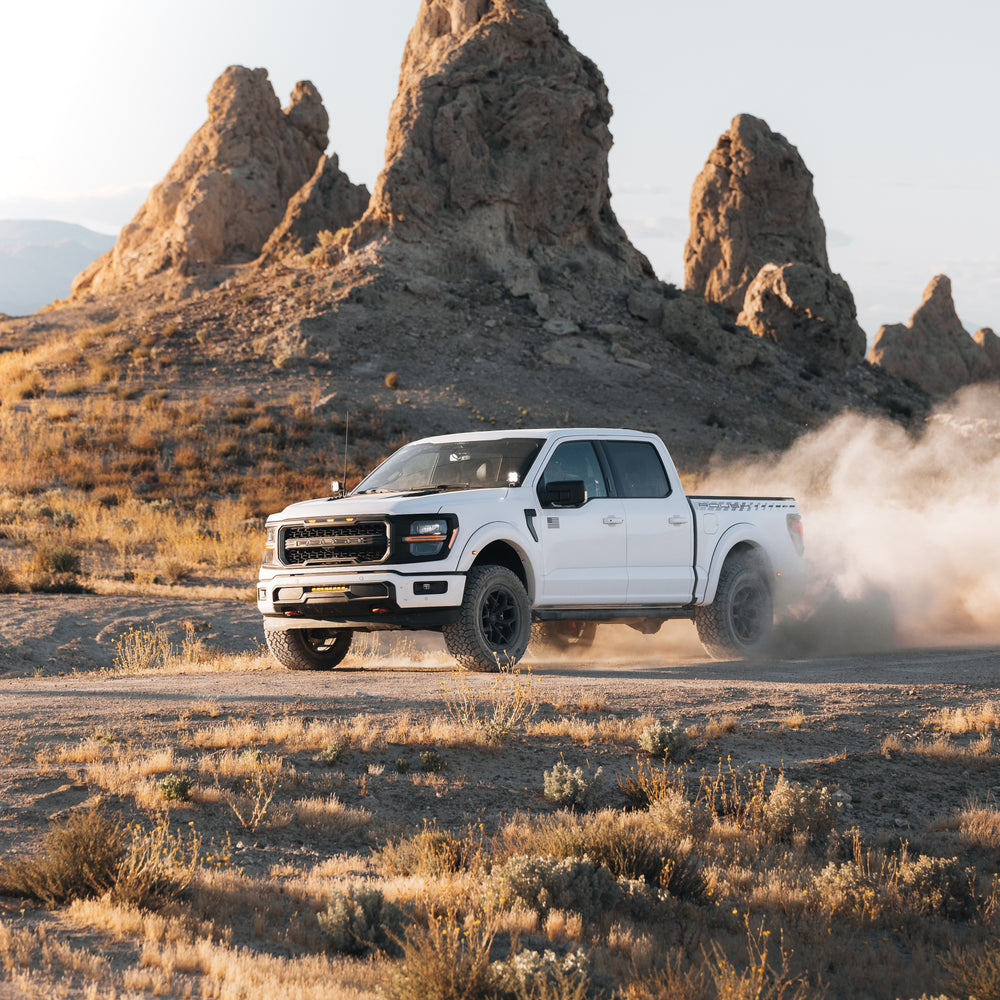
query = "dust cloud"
xmin=700 ymin=384 xmax=1000 ymax=653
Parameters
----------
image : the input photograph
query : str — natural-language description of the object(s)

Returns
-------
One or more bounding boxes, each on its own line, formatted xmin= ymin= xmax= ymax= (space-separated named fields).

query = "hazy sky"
xmin=2 ymin=0 xmax=996 ymax=337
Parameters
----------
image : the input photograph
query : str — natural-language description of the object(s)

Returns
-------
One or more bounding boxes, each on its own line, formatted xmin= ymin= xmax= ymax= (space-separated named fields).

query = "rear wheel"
xmin=443 ymin=565 xmax=531 ymax=672
xmin=695 ymin=555 xmax=773 ymax=660
xmin=265 ymin=626 xmax=354 ymax=671
xmin=531 ymin=620 xmax=598 ymax=651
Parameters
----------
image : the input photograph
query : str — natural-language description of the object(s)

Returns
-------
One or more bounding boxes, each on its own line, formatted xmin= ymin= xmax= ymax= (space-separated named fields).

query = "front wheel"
xmin=695 ymin=556 xmax=773 ymax=660
xmin=265 ymin=626 xmax=355 ymax=671
xmin=443 ymin=565 xmax=531 ymax=672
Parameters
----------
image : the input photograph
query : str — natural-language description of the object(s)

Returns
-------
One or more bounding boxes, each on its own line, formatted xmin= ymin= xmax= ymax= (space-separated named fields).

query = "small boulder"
xmin=737 ymin=262 xmax=866 ymax=372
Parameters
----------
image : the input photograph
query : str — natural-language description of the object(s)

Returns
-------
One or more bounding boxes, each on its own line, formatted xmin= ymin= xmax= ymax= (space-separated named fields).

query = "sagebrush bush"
xmin=500 ymin=809 xmax=706 ymax=900
xmin=487 ymin=854 xmax=627 ymax=920
xmin=760 ymin=776 xmax=840 ymax=841
xmin=638 ymin=720 xmax=691 ymax=761
xmin=543 ymin=761 xmax=602 ymax=808
xmin=815 ymin=851 xmax=975 ymax=919
xmin=492 ymin=947 xmax=590 ymax=1000
xmin=317 ymin=883 xmax=399 ymax=954
xmin=648 ymin=787 xmax=714 ymax=840
xmin=897 ymin=854 xmax=976 ymax=918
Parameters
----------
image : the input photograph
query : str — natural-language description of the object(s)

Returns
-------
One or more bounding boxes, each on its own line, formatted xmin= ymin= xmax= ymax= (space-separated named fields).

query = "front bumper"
xmin=257 ymin=568 xmax=467 ymax=631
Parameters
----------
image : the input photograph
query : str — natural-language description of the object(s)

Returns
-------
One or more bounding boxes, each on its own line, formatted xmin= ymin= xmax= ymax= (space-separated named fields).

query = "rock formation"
xmin=339 ymin=0 xmax=650 ymax=278
xmin=868 ymin=275 xmax=995 ymax=395
xmin=737 ymin=262 xmax=866 ymax=373
xmin=73 ymin=68 xmax=334 ymax=296
xmin=973 ymin=327 xmax=1000 ymax=374
xmin=261 ymin=154 xmax=370 ymax=259
xmin=684 ymin=114 xmax=829 ymax=316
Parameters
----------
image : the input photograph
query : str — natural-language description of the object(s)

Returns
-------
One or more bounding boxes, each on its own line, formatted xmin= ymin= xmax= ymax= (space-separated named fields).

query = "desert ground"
xmin=1 ymin=594 xmax=999 ymax=999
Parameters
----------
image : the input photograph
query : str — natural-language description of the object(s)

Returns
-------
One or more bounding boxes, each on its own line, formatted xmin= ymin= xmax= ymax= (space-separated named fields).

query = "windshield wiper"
xmin=403 ymin=483 xmax=471 ymax=495
xmin=352 ymin=488 xmax=401 ymax=495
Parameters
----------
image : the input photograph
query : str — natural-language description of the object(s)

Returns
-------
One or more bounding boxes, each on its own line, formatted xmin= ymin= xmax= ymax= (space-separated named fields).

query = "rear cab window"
xmin=602 ymin=440 xmax=671 ymax=498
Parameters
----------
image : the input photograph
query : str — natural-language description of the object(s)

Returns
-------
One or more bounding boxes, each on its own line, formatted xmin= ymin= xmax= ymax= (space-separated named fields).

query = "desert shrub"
xmin=377 ymin=824 xmax=483 ymax=877
xmin=0 ymin=560 xmax=20 ymax=593
xmin=13 ymin=371 xmax=45 ymax=399
xmin=759 ymin=776 xmax=840 ymax=842
xmin=395 ymin=756 xmax=410 ymax=773
xmin=487 ymin=854 xmax=626 ymax=920
xmin=381 ymin=909 xmax=499 ymax=1000
xmin=0 ymin=806 xmax=197 ymax=907
xmin=385 ymin=371 xmax=399 ymax=389
xmin=897 ymin=854 xmax=976 ymax=918
xmin=543 ymin=761 xmax=603 ymax=808
xmin=320 ymin=740 xmax=347 ymax=765
xmin=441 ymin=668 xmax=538 ymax=746
xmin=157 ymin=773 xmax=193 ymax=801
xmin=113 ymin=625 xmax=175 ymax=673
xmin=421 ymin=750 xmax=445 ymax=772
xmin=648 ymin=787 xmax=714 ymax=840
xmin=815 ymin=851 xmax=975 ymax=919
xmin=32 ymin=543 xmax=82 ymax=576
xmin=492 ymin=947 xmax=590 ymax=1000
xmin=501 ymin=810 xmax=705 ymax=901
xmin=638 ymin=720 xmax=691 ymax=762
xmin=318 ymin=883 xmax=399 ymax=954
xmin=943 ymin=942 xmax=1000 ymax=1000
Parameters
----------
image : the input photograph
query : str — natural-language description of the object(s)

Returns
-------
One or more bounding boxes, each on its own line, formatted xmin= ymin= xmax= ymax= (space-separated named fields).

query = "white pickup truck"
xmin=257 ymin=428 xmax=806 ymax=671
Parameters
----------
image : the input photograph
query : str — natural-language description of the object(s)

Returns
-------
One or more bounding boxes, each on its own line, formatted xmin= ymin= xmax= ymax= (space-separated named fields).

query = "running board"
xmin=532 ymin=607 xmax=695 ymax=623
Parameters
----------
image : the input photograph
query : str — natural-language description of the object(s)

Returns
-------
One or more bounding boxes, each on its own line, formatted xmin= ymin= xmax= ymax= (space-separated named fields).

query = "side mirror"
xmin=539 ymin=479 xmax=586 ymax=508
xmin=330 ymin=480 xmax=341 ymax=495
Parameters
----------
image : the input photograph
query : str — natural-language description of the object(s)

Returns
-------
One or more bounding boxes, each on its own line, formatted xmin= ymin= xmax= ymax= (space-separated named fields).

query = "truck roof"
xmin=410 ymin=427 xmax=660 ymax=445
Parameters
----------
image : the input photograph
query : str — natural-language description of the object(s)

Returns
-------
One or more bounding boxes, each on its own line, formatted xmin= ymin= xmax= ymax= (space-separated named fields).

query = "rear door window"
xmin=602 ymin=440 xmax=670 ymax=498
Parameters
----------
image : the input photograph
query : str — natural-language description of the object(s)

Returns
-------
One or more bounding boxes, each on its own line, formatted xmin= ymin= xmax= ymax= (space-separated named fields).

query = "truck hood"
xmin=269 ymin=487 xmax=527 ymax=522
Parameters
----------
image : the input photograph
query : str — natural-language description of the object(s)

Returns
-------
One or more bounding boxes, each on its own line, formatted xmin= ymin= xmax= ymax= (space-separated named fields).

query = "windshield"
xmin=355 ymin=437 xmax=545 ymax=494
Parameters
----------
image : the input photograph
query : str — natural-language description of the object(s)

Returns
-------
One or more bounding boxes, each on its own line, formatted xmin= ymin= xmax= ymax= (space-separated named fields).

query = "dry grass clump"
xmin=957 ymin=797 xmax=1000 ymax=850
xmin=440 ymin=668 xmax=540 ymax=746
xmin=931 ymin=701 xmax=1000 ymax=734
xmin=0 ymin=806 xmax=198 ymax=908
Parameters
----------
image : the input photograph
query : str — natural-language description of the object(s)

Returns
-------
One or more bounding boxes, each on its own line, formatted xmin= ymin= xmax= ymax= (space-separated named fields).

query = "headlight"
xmin=403 ymin=519 xmax=450 ymax=557
xmin=261 ymin=525 xmax=279 ymax=567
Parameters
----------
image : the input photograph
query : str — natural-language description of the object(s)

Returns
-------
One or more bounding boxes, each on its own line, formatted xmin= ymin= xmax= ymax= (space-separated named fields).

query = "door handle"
xmin=668 ymin=516 xmax=689 ymax=526
xmin=602 ymin=516 xmax=624 ymax=526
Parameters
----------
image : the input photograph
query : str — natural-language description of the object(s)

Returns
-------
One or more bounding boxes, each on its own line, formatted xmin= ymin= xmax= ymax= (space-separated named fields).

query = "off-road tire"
xmin=530 ymin=620 xmax=598 ymax=651
xmin=265 ymin=626 xmax=354 ymax=671
xmin=695 ymin=555 xmax=773 ymax=660
xmin=443 ymin=564 xmax=531 ymax=672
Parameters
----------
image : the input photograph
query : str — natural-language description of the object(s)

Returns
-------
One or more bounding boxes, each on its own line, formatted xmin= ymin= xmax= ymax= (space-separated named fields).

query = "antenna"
xmin=342 ymin=411 xmax=350 ymax=492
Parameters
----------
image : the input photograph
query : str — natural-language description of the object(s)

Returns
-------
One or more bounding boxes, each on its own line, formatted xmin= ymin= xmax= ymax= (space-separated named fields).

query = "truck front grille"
xmin=281 ymin=521 xmax=389 ymax=566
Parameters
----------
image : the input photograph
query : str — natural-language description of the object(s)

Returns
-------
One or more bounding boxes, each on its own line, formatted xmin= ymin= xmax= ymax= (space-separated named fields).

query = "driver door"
xmin=534 ymin=440 xmax=627 ymax=605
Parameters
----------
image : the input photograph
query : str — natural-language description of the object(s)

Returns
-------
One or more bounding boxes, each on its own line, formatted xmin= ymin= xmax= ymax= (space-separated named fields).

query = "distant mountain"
xmin=0 ymin=220 xmax=116 ymax=316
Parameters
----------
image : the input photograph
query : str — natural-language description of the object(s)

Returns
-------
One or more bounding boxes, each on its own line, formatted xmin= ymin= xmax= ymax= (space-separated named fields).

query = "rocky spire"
xmin=869 ymin=275 xmax=996 ymax=395
xmin=339 ymin=0 xmax=650 ymax=277
xmin=73 ymin=67 xmax=331 ymax=296
xmin=684 ymin=114 xmax=829 ymax=316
